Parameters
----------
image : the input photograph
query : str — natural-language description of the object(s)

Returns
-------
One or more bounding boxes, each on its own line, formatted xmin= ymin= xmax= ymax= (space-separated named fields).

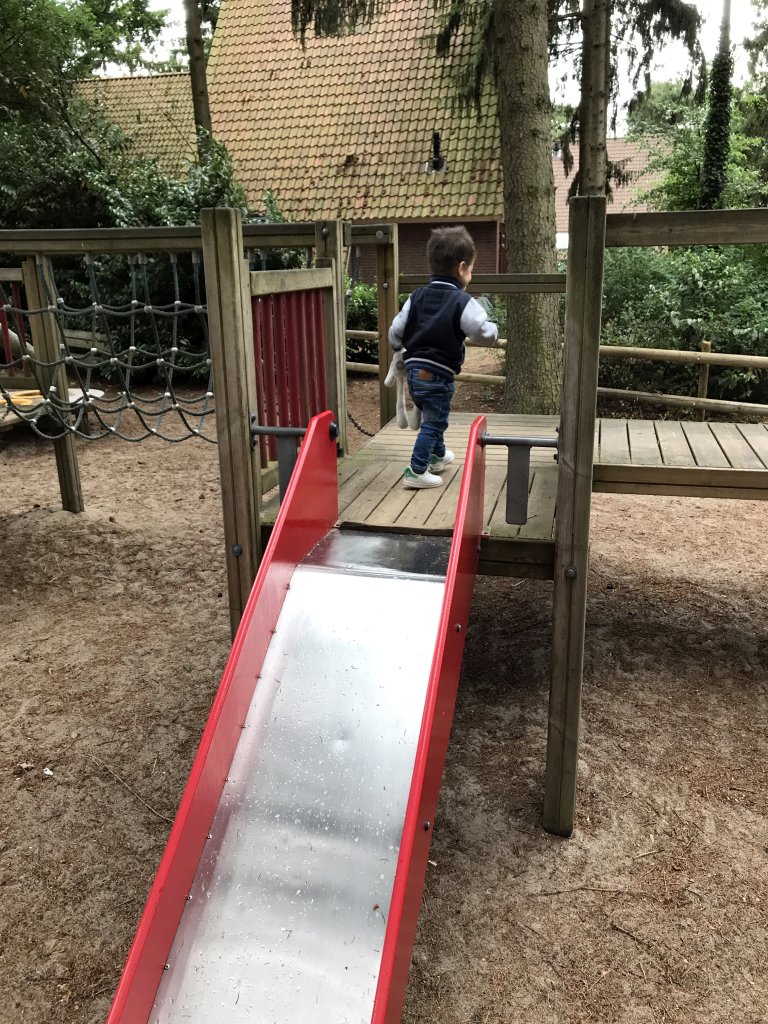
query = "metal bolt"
xmin=423 ymin=821 xmax=431 ymax=831
xmin=232 ymin=543 xmax=243 ymax=557
xmin=455 ymin=623 xmax=462 ymax=633
xmin=553 ymin=453 xmax=559 ymax=462
xmin=565 ymin=566 xmax=577 ymax=579
xmin=163 ymin=964 xmax=170 ymax=971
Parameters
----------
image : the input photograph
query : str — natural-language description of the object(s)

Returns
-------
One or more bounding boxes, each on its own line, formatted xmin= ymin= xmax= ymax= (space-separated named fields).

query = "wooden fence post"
xmin=202 ymin=208 xmax=262 ymax=639
xmin=314 ymin=220 xmax=348 ymax=453
xmin=22 ymin=257 xmax=84 ymax=513
xmin=696 ymin=339 xmax=711 ymax=422
xmin=544 ymin=196 xmax=607 ymax=838
xmin=376 ymin=226 xmax=399 ymax=428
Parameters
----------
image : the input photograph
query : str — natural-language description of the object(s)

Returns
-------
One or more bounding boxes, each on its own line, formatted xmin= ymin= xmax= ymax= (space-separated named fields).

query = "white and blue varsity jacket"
xmin=387 ymin=275 xmax=498 ymax=378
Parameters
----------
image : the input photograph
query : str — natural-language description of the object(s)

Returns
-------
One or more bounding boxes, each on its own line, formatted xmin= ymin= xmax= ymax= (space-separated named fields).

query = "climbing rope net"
xmin=0 ymin=252 xmax=215 ymax=443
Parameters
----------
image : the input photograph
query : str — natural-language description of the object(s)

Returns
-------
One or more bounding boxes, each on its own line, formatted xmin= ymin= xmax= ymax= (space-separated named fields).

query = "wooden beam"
xmin=0 ymin=268 xmax=23 ymax=282
xmin=597 ymin=387 xmax=768 ymax=417
xmin=22 ymin=257 xmax=84 ymax=513
xmin=605 ymin=208 xmax=768 ymax=247
xmin=250 ymin=267 xmax=333 ymax=296
xmin=592 ymin=463 xmax=768 ymax=489
xmin=202 ymin=208 xmax=262 ymax=638
xmin=314 ymin=220 xmax=348 ymax=453
xmin=544 ymin=196 xmax=607 ymax=838
xmin=376 ymin=227 xmax=399 ymax=428
xmin=0 ymin=223 xmax=318 ymax=256
xmin=348 ymin=224 xmax=396 ymax=246
xmin=399 ymin=273 xmax=566 ymax=293
xmin=599 ymin=345 xmax=768 ymax=369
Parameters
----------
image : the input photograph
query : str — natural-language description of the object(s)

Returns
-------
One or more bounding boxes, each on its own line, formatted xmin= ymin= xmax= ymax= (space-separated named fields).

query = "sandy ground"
xmin=1 ymin=376 xmax=766 ymax=1024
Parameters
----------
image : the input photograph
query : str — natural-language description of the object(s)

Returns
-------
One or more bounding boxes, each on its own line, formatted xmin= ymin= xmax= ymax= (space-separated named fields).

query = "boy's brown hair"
xmin=427 ymin=226 xmax=476 ymax=276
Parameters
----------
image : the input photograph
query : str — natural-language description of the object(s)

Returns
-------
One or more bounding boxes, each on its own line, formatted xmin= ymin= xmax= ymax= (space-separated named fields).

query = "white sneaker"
xmin=403 ymin=466 xmax=443 ymax=489
xmin=429 ymin=450 xmax=455 ymax=473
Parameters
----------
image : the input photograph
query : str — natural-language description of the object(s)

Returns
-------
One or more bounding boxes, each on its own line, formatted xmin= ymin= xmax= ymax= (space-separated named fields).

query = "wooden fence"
xmin=347 ymin=334 xmax=768 ymax=419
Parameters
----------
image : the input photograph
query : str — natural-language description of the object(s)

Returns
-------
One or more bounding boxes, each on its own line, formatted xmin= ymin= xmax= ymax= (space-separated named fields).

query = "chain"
xmin=347 ymin=409 xmax=376 ymax=438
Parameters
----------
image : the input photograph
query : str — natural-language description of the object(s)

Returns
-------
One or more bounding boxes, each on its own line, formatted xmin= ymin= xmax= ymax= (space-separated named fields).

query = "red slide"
xmin=107 ymin=410 xmax=486 ymax=1024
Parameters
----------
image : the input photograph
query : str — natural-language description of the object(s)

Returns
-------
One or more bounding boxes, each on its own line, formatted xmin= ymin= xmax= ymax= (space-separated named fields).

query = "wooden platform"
xmin=593 ymin=418 xmax=768 ymax=499
xmin=261 ymin=413 xmax=768 ymax=580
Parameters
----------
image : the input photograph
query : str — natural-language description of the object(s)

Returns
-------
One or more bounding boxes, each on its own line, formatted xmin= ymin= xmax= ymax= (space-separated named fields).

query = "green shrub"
xmin=345 ymin=279 xmax=378 ymax=361
xmin=600 ymin=246 xmax=768 ymax=405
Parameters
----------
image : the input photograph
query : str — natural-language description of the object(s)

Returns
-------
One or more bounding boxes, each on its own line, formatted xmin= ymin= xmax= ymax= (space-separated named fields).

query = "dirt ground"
xmin=1 ymin=375 xmax=766 ymax=1024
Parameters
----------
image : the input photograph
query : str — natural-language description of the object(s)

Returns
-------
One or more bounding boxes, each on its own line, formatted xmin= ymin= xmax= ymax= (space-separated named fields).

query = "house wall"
xmin=354 ymin=220 xmax=500 ymax=284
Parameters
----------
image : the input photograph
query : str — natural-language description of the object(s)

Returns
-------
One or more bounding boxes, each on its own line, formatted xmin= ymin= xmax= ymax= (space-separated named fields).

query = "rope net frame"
xmin=0 ymin=251 xmax=215 ymax=443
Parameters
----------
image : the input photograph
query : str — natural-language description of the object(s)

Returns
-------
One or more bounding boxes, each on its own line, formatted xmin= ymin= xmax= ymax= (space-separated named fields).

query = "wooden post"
xmin=544 ymin=196 xmax=607 ymax=838
xmin=202 ymin=208 xmax=262 ymax=639
xmin=22 ymin=257 xmax=84 ymax=513
xmin=314 ymin=220 xmax=348 ymax=453
xmin=376 ymin=226 xmax=399 ymax=428
xmin=696 ymin=339 xmax=712 ymax=422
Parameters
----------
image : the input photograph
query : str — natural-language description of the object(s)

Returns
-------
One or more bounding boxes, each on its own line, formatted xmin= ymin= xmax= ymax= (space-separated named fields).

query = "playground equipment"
xmin=105 ymin=410 xmax=486 ymax=1023
xmin=3 ymin=199 xmax=768 ymax=853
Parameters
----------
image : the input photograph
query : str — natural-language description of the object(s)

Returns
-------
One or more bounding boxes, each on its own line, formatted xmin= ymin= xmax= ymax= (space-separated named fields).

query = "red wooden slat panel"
xmin=250 ymin=286 xmax=330 ymax=443
xmin=310 ymin=288 xmax=328 ymax=416
xmin=251 ymin=297 xmax=269 ymax=468
xmin=296 ymin=291 xmax=312 ymax=423
xmin=284 ymin=292 xmax=301 ymax=426
xmin=273 ymin=294 xmax=290 ymax=429
xmin=261 ymin=296 xmax=278 ymax=461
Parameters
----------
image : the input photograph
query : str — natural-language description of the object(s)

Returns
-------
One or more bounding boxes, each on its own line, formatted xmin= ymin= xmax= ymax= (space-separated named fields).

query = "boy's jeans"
xmin=406 ymin=366 xmax=455 ymax=474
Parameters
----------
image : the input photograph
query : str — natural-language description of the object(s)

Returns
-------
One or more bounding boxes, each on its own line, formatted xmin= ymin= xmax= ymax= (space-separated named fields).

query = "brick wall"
xmin=355 ymin=219 xmax=501 ymax=283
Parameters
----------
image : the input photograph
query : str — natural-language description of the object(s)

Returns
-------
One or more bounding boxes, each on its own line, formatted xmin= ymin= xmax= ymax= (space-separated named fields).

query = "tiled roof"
xmin=78 ymin=73 xmax=197 ymax=175
xmin=78 ymin=3 xmax=653 ymax=230
xmin=206 ymin=0 xmax=501 ymax=221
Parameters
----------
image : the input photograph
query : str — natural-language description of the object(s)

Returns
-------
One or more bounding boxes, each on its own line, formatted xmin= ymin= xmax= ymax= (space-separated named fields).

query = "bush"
xmin=600 ymin=246 xmax=768 ymax=405
xmin=345 ymin=279 xmax=378 ymax=362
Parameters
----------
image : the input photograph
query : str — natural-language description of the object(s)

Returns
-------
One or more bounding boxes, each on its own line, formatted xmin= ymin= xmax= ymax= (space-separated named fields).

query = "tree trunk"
xmin=579 ymin=0 xmax=611 ymax=195
xmin=494 ymin=0 xmax=561 ymax=414
xmin=184 ymin=0 xmax=213 ymax=158
xmin=700 ymin=0 xmax=733 ymax=209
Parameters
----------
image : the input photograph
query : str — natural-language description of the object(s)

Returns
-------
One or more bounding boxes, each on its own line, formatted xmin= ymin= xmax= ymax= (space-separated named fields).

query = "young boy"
xmin=388 ymin=226 xmax=498 ymax=488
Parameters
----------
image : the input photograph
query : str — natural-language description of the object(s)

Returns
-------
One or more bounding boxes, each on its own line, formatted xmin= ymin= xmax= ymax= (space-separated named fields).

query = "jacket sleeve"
xmin=460 ymin=296 xmax=499 ymax=346
xmin=387 ymin=297 xmax=411 ymax=351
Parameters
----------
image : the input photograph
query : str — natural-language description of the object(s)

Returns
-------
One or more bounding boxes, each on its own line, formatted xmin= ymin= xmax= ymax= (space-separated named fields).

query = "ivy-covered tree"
xmin=699 ymin=0 xmax=733 ymax=208
xmin=631 ymin=95 xmax=763 ymax=212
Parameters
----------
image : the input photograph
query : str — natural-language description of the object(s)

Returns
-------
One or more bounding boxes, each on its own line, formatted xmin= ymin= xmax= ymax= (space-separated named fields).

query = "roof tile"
xmin=81 ymin=1 xmax=652 ymax=228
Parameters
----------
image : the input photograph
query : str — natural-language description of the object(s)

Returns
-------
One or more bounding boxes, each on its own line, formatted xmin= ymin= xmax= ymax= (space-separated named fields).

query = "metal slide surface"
xmin=107 ymin=411 xmax=487 ymax=1024
xmin=151 ymin=532 xmax=451 ymax=1022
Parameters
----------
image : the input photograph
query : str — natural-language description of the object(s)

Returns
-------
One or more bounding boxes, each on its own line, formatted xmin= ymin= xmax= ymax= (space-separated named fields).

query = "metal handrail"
xmin=480 ymin=430 xmax=559 ymax=526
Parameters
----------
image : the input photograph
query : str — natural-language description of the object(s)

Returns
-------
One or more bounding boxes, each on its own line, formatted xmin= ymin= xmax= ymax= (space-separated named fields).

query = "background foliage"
xmin=600 ymin=245 xmax=768 ymax=404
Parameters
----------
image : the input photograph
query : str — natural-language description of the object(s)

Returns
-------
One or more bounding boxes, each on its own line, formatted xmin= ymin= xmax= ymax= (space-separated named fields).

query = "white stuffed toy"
xmin=384 ymin=350 xmax=421 ymax=430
